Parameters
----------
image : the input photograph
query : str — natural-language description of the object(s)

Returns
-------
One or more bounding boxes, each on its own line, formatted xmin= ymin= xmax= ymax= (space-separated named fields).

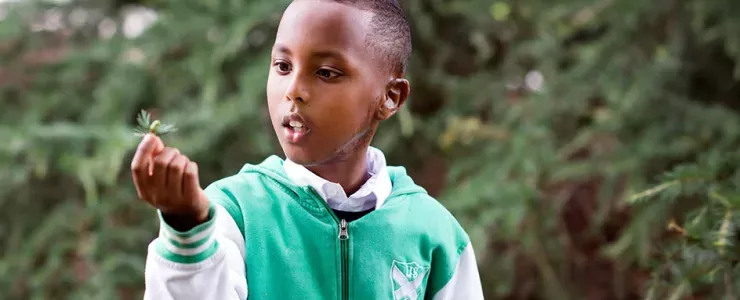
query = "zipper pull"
xmin=338 ymin=219 xmax=349 ymax=240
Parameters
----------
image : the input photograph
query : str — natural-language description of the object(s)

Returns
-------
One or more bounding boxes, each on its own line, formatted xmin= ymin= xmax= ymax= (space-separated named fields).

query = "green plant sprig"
xmin=134 ymin=109 xmax=177 ymax=137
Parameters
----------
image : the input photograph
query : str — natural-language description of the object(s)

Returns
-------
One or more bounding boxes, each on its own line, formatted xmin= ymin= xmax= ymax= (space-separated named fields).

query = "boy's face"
xmin=267 ymin=1 xmax=400 ymax=166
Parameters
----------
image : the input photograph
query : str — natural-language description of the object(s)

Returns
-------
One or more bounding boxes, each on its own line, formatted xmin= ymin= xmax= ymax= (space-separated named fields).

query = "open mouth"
xmin=287 ymin=120 xmax=308 ymax=133
xmin=282 ymin=113 xmax=311 ymax=143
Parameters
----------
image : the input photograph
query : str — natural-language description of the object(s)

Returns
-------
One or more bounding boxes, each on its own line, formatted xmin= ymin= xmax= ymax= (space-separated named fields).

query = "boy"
xmin=131 ymin=0 xmax=484 ymax=299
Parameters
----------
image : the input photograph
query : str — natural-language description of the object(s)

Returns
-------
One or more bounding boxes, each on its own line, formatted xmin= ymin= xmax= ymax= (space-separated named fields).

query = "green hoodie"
xmin=144 ymin=155 xmax=482 ymax=300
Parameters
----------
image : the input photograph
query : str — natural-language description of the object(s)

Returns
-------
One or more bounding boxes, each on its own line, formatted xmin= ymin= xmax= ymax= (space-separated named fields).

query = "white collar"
xmin=283 ymin=147 xmax=392 ymax=212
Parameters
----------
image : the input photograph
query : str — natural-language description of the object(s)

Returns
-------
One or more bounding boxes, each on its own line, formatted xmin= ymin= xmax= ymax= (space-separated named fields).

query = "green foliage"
xmin=133 ymin=110 xmax=177 ymax=137
xmin=1 ymin=0 xmax=739 ymax=299
xmin=618 ymin=154 xmax=740 ymax=299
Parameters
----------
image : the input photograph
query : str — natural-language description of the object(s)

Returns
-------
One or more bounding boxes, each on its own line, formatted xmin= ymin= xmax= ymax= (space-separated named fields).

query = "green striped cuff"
xmin=155 ymin=204 xmax=219 ymax=264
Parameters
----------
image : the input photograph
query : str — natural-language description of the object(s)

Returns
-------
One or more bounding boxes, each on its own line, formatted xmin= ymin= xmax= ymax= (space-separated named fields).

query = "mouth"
xmin=281 ymin=113 xmax=311 ymax=143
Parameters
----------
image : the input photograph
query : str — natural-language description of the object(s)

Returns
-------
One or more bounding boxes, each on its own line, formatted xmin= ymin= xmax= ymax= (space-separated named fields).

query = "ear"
xmin=376 ymin=78 xmax=410 ymax=120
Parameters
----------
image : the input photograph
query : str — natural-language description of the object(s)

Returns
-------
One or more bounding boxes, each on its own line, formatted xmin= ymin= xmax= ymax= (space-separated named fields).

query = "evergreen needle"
xmin=134 ymin=110 xmax=177 ymax=137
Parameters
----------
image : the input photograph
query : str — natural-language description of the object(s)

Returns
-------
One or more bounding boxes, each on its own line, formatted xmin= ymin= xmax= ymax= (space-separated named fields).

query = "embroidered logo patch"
xmin=390 ymin=260 xmax=429 ymax=300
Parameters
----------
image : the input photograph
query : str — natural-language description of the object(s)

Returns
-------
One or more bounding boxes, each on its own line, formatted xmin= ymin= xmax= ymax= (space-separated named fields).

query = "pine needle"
xmin=628 ymin=180 xmax=680 ymax=204
xmin=133 ymin=110 xmax=177 ymax=137
xmin=714 ymin=209 xmax=733 ymax=256
xmin=709 ymin=190 xmax=732 ymax=208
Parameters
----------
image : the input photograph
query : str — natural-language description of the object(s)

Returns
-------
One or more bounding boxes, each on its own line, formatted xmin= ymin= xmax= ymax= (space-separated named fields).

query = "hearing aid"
xmin=384 ymin=99 xmax=395 ymax=109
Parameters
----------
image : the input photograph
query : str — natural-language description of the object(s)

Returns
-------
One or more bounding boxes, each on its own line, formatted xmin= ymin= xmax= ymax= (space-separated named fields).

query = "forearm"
xmin=144 ymin=204 xmax=247 ymax=300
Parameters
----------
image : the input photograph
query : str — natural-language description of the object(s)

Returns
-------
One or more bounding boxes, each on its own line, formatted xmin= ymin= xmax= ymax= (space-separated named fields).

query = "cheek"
xmin=266 ymin=74 xmax=283 ymax=103
xmin=322 ymin=90 xmax=376 ymax=130
xmin=266 ymin=76 xmax=286 ymax=118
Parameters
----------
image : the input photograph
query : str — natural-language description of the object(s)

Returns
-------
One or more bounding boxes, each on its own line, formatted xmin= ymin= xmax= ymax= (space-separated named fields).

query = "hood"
xmin=238 ymin=155 xmax=428 ymax=200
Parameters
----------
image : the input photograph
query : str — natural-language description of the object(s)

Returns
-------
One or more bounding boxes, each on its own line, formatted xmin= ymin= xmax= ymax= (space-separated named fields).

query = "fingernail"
xmin=139 ymin=134 xmax=153 ymax=148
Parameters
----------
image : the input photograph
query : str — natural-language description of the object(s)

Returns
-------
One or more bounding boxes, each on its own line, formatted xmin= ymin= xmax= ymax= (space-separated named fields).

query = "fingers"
xmin=166 ymin=154 xmax=190 ymax=200
xmin=131 ymin=134 xmax=163 ymax=199
xmin=183 ymin=161 xmax=201 ymax=201
xmin=152 ymin=147 xmax=180 ymax=196
xmin=148 ymin=135 xmax=166 ymax=175
xmin=130 ymin=134 xmax=205 ymax=218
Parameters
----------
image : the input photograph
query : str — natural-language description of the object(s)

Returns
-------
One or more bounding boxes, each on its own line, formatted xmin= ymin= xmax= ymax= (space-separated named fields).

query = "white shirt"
xmin=283 ymin=146 xmax=392 ymax=212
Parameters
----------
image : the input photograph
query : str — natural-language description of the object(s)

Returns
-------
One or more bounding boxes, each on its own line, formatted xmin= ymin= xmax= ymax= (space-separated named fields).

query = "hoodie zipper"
xmin=338 ymin=219 xmax=349 ymax=300
xmin=309 ymin=188 xmax=350 ymax=300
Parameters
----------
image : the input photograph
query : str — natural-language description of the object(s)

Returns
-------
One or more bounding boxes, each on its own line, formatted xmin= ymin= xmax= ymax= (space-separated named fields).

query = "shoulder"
xmin=386 ymin=190 xmax=470 ymax=257
xmin=405 ymin=192 xmax=469 ymax=243
xmin=206 ymin=170 xmax=270 ymax=195
xmin=203 ymin=156 xmax=291 ymax=222
xmin=386 ymin=165 xmax=469 ymax=244
xmin=205 ymin=155 xmax=289 ymax=199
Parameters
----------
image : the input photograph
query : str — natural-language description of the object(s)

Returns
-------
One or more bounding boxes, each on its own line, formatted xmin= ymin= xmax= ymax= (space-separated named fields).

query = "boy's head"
xmin=266 ymin=0 xmax=411 ymax=166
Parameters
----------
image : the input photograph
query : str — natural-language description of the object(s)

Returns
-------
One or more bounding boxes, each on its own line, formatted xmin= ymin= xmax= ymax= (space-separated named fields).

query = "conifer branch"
xmin=133 ymin=110 xmax=177 ymax=137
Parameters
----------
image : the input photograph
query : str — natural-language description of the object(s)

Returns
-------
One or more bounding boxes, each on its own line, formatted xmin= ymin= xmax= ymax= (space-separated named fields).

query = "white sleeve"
xmin=143 ymin=204 xmax=247 ymax=300
xmin=432 ymin=243 xmax=485 ymax=300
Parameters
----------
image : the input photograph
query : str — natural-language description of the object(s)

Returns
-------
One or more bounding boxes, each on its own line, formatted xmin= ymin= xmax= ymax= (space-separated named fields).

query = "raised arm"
xmin=131 ymin=134 xmax=247 ymax=299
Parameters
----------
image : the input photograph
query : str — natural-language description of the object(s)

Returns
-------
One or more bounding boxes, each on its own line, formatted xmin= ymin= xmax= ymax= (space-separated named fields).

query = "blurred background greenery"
xmin=1 ymin=0 xmax=739 ymax=299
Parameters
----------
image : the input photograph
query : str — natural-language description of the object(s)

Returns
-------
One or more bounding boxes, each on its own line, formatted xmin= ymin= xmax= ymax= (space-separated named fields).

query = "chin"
xmin=280 ymin=143 xmax=322 ymax=166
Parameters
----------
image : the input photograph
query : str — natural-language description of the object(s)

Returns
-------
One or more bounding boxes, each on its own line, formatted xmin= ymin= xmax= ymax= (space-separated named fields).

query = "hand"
xmin=131 ymin=134 xmax=210 ymax=227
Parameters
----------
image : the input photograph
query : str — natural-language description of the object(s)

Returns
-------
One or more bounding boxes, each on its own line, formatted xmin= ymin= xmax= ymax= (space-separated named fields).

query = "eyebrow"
xmin=272 ymin=44 xmax=348 ymax=61
xmin=273 ymin=45 xmax=292 ymax=55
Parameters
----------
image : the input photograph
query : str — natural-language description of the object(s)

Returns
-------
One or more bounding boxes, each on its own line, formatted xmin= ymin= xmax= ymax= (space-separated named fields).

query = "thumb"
xmin=142 ymin=133 xmax=165 ymax=175
xmin=138 ymin=133 xmax=165 ymax=155
xmin=149 ymin=134 xmax=165 ymax=155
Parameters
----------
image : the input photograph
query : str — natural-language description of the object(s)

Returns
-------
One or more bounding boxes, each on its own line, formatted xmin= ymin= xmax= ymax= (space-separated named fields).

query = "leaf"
xmin=134 ymin=109 xmax=178 ymax=137
xmin=136 ymin=109 xmax=151 ymax=130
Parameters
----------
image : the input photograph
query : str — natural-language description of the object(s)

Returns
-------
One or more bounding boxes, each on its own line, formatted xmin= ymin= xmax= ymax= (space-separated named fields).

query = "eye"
xmin=316 ymin=68 xmax=342 ymax=81
xmin=273 ymin=60 xmax=291 ymax=74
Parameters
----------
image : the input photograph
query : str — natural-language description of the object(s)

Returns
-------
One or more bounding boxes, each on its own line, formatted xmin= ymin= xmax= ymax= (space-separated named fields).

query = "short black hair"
xmin=303 ymin=0 xmax=412 ymax=75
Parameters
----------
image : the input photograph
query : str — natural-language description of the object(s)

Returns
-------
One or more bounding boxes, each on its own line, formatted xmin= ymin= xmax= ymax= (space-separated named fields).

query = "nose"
xmin=285 ymin=74 xmax=307 ymax=103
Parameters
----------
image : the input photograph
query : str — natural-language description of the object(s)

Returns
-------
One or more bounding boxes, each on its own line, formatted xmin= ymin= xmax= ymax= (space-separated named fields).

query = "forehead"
xmin=274 ymin=1 xmax=373 ymax=60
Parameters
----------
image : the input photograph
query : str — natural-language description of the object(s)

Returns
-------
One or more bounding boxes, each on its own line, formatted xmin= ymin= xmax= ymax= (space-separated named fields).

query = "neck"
xmin=306 ymin=147 xmax=370 ymax=196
